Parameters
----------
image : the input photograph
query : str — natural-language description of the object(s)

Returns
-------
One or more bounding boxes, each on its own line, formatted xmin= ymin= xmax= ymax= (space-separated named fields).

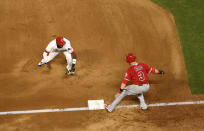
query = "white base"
xmin=88 ymin=99 xmax=105 ymax=110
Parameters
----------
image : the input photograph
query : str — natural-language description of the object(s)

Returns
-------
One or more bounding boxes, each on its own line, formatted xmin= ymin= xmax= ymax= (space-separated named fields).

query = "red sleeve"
xmin=122 ymin=69 xmax=131 ymax=84
xmin=71 ymin=51 xmax=75 ymax=55
xmin=144 ymin=63 xmax=155 ymax=74
xmin=67 ymin=48 xmax=75 ymax=55
xmin=44 ymin=49 xmax=49 ymax=54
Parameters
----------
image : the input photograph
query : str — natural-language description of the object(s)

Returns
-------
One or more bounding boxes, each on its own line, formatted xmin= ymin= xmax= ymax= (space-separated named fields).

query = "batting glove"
xmin=159 ymin=69 xmax=165 ymax=75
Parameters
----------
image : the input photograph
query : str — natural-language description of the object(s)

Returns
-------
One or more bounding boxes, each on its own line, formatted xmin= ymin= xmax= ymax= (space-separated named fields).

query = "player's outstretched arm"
xmin=42 ymin=51 xmax=49 ymax=62
xmin=115 ymin=83 xmax=126 ymax=98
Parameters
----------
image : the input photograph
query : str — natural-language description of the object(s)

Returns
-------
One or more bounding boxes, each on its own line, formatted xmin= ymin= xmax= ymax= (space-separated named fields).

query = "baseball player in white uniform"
xmin=38 ymin=36 xmax=77 ymax=75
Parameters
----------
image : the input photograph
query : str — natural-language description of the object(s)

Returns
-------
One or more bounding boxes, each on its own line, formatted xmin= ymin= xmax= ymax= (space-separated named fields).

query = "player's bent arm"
xmin=43 ymin=51 xmax=49 ymax=63
xmin=119 ymin=83 xmax=126 ymax=93
xmin=119 ymin=72 xmax=130 ymax=93
xmin=120 ymin=83 xmax=126 ymax=90
xmin=115 ymin=83 xmax=126 ymax=98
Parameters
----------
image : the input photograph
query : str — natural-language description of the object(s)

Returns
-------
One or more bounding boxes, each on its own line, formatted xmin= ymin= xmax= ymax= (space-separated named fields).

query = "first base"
xmin=88 ymin=99 xmax=105 ymax=110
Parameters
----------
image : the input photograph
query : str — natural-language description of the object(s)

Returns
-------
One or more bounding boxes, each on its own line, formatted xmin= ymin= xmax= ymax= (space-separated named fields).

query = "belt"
xmin=135 ymin=83 xmax=148 ymax=86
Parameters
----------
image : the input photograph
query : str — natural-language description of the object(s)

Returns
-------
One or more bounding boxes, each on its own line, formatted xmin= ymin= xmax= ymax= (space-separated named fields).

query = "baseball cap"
xmin=56 ymin=36 xmax=66 ymax=46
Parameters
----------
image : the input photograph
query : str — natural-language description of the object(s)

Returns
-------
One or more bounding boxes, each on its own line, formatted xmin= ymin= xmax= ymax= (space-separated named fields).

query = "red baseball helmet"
xmin=126 ymin=53 xmax=136 ymax=63
xmin=56 ymin=36 xmax=66 ymax=46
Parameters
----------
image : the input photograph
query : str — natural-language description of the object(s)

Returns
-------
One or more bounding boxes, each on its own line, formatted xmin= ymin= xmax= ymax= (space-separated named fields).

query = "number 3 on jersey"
xmin=137 ymin=71 xmax=145 ymax=81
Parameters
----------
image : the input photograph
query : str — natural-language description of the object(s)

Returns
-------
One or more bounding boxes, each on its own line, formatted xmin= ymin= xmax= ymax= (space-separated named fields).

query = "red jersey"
xmin=123 ymin=63 xmax=156 ymax=85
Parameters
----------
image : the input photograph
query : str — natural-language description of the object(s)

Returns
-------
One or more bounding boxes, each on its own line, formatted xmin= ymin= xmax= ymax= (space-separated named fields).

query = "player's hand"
xmin=159 ymin=69 xmax=165 ymax=75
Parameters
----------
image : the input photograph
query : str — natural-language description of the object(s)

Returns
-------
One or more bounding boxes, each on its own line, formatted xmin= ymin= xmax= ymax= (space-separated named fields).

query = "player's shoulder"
xmin=137 ymin=63 xmax=150 ymax=70
xmin=47 ymin=39 xmax=56 ymax=47
xmin=138 ymin=62 xmax=144 ymax=65
xmin=138 ymin=63 xmax=152 ymax=70
xmin=126 ymin=66 xmax=132 ymax=71
xmin=64 ymin=38 xmax=71 ymax=44
xmin=138 ymin=62 xmax=148 ymax=66
xmin=127 ymin=65 xmax=136 ymax=72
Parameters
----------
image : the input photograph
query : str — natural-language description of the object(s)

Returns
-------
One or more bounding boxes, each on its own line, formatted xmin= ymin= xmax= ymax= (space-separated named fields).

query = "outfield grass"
xmin=151 ymin=0 xmax=204 ymax=94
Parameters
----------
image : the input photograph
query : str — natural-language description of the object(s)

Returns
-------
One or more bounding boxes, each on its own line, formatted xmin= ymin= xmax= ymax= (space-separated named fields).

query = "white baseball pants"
xmin=41 ymin=51 xmax=72 ymax=70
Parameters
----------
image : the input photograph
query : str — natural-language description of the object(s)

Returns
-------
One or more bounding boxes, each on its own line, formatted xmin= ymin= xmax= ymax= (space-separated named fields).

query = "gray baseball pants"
xmin=107 ymin=84 xmax=150 ymax=112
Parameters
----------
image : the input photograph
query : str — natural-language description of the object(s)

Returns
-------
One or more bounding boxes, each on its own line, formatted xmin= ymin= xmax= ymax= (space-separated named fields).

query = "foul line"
xmin=116 ymin=101 xmax=204 ymax=109
xmin=0 ymin=101 xmax=204 ymax=115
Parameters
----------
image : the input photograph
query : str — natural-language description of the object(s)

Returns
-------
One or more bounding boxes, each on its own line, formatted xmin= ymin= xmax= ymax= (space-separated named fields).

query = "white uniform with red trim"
xmin=40 ymin=38 xmax=75 ymax=70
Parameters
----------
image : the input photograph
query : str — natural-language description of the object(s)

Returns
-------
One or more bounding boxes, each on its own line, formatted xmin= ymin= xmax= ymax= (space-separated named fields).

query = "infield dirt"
xmin=0 ymin=0 xmax=204 ymax=130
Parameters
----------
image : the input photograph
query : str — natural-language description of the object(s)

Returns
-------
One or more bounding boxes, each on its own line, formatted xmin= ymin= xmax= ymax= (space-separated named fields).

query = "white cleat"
xmin=140 ymin=103 xmax=148 ymax=110
xmin=105 ymin=104 xmax=112 ymax=112
xmin=65 ymin=70 xmax=75 ymax=76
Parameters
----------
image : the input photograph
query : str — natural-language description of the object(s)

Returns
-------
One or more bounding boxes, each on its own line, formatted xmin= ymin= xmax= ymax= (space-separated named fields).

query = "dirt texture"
xmin=0 ymin=0 xmax=204 ymax=130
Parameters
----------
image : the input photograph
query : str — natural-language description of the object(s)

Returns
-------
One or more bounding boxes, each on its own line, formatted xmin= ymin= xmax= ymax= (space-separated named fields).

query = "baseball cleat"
xmin=65 ymin=70 xmax=75 ymax=76
xmin=140 ymin=103 xmax=148 ymax=110
xmin=105 ymin=104 xmax=112 ymax=112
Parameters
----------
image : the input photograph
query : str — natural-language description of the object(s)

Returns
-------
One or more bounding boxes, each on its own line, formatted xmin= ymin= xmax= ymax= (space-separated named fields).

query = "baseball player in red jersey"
xmin=105 ymin=53 xmax=164 ymax=112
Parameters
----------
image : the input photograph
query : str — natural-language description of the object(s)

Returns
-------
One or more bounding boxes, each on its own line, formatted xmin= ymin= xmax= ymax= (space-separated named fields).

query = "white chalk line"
xmin=0 ymin=101 xmax=204 ymax=115
xmin=116 ymin=101 xmax=204 ymax=109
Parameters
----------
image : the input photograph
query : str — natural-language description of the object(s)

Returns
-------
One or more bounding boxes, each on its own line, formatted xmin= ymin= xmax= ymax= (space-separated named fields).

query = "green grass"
xmin=151 ymin=0 xmax=204 ymax=94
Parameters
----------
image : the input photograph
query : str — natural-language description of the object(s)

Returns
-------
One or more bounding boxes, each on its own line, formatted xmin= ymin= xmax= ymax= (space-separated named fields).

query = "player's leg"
xmin=38 ymin=52 xmax=59 ymax=66
xmin=47 ymin=52 xmax=59 ymax=62
xmin=137 ymin=93 xmax=147 ymax=110
xmin=126 ymin=84 xmax=150 ymax=110
xmin=105 ymin=90 xmax=128 ymax=112
xmin=63 ymin=52 xmax=74 ymax=75
xmin=137 ymin=84 xmax=150 ymax=110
